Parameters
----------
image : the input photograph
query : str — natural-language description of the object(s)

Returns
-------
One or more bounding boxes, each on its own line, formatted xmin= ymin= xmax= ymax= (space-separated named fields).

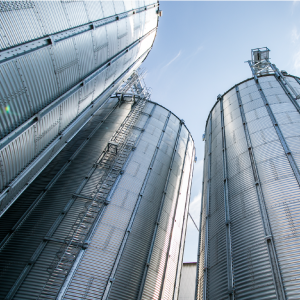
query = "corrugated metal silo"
xmin=196 ymin=48 xmax=300 ymax=299
xmin=0 ymin=0 xmax=160 ymax=216
xmin=0 ymin=72 xmax=195 ymax=300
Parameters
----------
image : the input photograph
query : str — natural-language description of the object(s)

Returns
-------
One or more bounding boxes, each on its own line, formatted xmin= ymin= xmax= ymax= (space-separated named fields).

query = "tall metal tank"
xmin=0 ymin=72 xmax=195 ymax=300
xmin=0 ymin=1 xmax=160 ymax=215
xmin=196 ymin=48 xmax=300 ymax=300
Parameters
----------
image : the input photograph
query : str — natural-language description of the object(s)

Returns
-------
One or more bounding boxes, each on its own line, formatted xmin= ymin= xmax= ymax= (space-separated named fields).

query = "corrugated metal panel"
xmin=52 ymin=38 xmax=80 ymax=94
xmin=18 ymin=47 xmax=59 ymax=111
xmin=143 ymin=8 xmax=158 ymax=36
xmin=101 ymin=1 xmax=116 ymax=18
xmin=0 ymin=2 xmax=44 ymax=51
xmin=198 ymin=74 xmax=300 ymax=299
xmin=178 ymin=263 xmax=197 ymax=300
xmin=58 ymin=89 xmax=80 ymax=133
xmin=113 ymin=1 xmax=126 ymax=15
xmin=117 ymin=18 xmax=129 ymax=52
xmin=93 ymin=25 xmax=109 ymax=68
xmin=124 ymin=0 xmax=134 ymax=12
xmin=0 ymin=74 xmax=126 ymax=212
xmin=141 ymin=127 xmax=192 ymax=300
xmin=0 ymin=1 xmax=158 ymax=139
xmin=35 ymin=105 xmax=60 ymax=155
xmin=84 ymin=1 xmax=104 ymax=22
xmin=74 ymin=31 xmax=96 ymax=81
xmin=33 ymin=1 xmax=69 ymax=35
xmin=61 ymin=1 xmax=88 ymax=28
xmin=0 ymin=60 xmax=32 ymax=138
xmin=108 ymin=114 xmax=180 ymax=300
xmin=2 ymin=33 xmax=157 ymax=209
xmin=106 ymin=21 xmax=119 ymax=58
xmin=1 ymin=126 xmax=35 ymax=189
xmin=63 ymin=102 xmax=157 ymax=299
xmin=0 ymin=97 xmax=121 ymax=299
xmin=162 ymin=137 xmax=194 ymax=300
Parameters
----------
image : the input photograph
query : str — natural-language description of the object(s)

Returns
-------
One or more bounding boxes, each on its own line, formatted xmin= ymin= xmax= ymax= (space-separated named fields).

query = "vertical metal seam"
xmin=61 ymin=1 xmax=71 ymax=28
xmin=14 ymin=59 xmax=33 ymax=115
xmin=3 ymin=97 xmax=129 ymax=300
xmin=253 ymin=80 xmax=300 ymax=186
xmin=32 ymin=2 xmax=46 ymax=37
xmin=0 ymin=153 xmax=5 ymax=189
xmin=102 ymin=111 xmax=172 ymax=300
xmin=48 ymin=45 xmax=61 ymax=93
xmin=54 ymin=99 xmax=154 ymax=300
xmin=4 ymin=176 xmax=90 ymax=300
xmin=236 ymin=85 xmax=286 ymax=300
xmin=82 ymin=1 xmax=90 ymax=23
xmin=136 ymin=120 xmax=184 ymax=300
xmin=195 ymin=174 xmax=205 ymax=300
xmin=0 ymin=45 xmax=152 ymax=213
xmin=0 ymin=3 xmax=158 ymax=65
xmin=0 ymin=100 xmax=120 ymax=253
xmin=220 ymin=96 xmax=234 ymax=298
xmin=271 ymin=74 xmax=300 ymax=113
xmin=203 ymin=116 xmax=212 ymax=300
xmin=266 ymin=63 xmax=300 ymax=100
xmin=0 ymin=29 xmax=156 ymax=151
xmin=172 ymin=144 xmax=195 ymax=300
xmin=159 ymin=132 xmax=191 ymax=300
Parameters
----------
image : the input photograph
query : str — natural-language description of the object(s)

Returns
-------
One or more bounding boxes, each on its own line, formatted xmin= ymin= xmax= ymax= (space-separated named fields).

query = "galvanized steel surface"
xmin=0 ymin=0 xmax=159 ymax=208
xmin=0 ymin=96 xmax=130 ymax=299
xmin=62 ymin=105 xmax=195 ymax=300
xmin=178 ymin=263 xmax=197 ymax=300
xmin=197 ymin=74 xmax=300 ymax=299
xmin=0 ymin=97 xmax=194 ymax=300
xmin=0 ymin=49 xmax=148 ymax=216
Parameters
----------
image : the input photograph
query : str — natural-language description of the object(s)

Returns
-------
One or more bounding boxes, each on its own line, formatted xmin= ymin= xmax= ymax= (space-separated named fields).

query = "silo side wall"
xmin=0 ymin=1 xmax=159 ymax=213
xmin=0 ymin=98 xmax=195 ymax=300
xmin=0 ymin=97 xmax=132 ymax=299
xmin=197 ymin=75 xmax=300 ymax=299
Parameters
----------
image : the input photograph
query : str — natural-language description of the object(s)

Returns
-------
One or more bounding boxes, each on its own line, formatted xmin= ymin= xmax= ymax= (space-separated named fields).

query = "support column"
xmin=219 ymin=96 xmax=234 ymax=299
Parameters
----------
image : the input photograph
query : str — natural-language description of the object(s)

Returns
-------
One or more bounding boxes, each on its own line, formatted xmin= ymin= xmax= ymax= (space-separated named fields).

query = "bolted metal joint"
xmin=82 ymin=241 xmax=90 ymax=250
xmin=265 ymin=235 xmax=272 ymax=241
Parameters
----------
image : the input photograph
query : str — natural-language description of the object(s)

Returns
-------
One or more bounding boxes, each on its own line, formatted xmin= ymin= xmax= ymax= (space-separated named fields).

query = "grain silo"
xmin=0 ymin=70 xmax=195 ymax=299
xmin=196 ymin=48 xmax=300 ymax=299
xmin=0 ymin=0 xmax=161 ymax=215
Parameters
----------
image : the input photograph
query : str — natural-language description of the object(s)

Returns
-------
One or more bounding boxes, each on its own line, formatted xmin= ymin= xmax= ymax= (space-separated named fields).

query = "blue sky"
xmin=142 ymin=1 xmax=300 ymax=262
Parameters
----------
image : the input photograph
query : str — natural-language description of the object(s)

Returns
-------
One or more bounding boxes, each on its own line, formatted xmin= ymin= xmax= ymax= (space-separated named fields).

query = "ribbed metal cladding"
xmin=0 ymin=96 xmax=131 ymax=299
xmin=197 ymin=74 xmax=300 ymax=299
xmin=0 ymin=94 xmax=194 ymax=299
xmin=0 ymin=0 xmax=160 ymax=215
xmin=60 ymin=105 xmax=195 ymax=300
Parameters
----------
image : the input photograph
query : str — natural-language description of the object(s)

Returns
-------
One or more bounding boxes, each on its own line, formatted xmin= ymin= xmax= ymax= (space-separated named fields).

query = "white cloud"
xmin=163 ymin=50 xmax=181 ymax=69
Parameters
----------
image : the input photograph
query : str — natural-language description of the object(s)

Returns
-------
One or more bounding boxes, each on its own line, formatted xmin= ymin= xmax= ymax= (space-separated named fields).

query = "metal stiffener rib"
xmin=236 ymin=85 xmax=286 ymax=300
